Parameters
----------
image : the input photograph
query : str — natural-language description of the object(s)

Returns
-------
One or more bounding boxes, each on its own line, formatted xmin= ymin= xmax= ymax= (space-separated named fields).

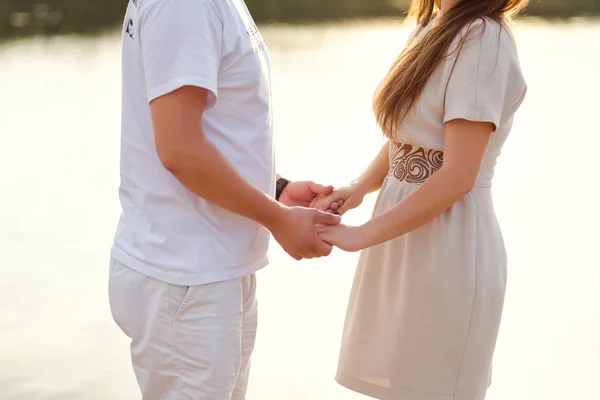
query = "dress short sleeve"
xmin=442 ymin=19 xmax=527 ymax=131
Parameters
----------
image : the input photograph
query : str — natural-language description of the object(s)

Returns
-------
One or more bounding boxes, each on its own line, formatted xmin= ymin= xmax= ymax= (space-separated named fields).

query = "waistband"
xmin=388 ymin=141 xmax=491 ymax=188
xmin=389 ymin=141 xmax=443 ymax=184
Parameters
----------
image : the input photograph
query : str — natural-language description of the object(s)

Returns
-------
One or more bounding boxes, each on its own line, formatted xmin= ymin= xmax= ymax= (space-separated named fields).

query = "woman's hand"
xmin=317 ymin=224 xmax=368 ymax=253
xmin=278 ymin=180 xmax=335 ymax=208
xmin=310 ymin=184 xmax=366 ymax=215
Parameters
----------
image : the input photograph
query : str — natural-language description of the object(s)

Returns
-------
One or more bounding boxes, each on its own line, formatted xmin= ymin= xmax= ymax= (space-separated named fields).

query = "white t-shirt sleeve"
xmin=138 ymin=0 xmax=222 ymax=107
xmin=442 ymin=19 xmax=527 ymax=131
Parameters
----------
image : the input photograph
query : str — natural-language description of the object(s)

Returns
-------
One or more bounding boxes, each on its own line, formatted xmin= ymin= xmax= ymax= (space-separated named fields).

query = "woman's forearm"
xmin=361 ymin=167 xmax=471 ymax=248
xmin=352 ymin=141 xmax=390 ymax=196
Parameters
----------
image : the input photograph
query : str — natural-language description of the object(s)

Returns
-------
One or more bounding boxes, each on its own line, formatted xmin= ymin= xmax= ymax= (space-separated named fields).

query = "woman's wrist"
xmin=349 ymin=179 xmax=370 ymax=198
xmin=356 ymin=223 xmax=374 ymax=251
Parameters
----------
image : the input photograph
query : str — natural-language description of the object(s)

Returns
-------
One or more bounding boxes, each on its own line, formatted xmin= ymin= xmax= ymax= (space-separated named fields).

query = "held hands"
xmin=269 ymin=206 xmax=341 ymax=260
xmin=309 ymin=184 xmax=365 ymax=215
xmin=272 ymin=180 xmax=368 ymax=259
xmin=310 ymin=184 xmax=369 ymax=253
xmin=317 ymin=224 xmax=368 ymax=253
xmin=279 ymin=180 xmax=344 ymax=211
xmin=271 ymin=180 xmax=342 ymax=260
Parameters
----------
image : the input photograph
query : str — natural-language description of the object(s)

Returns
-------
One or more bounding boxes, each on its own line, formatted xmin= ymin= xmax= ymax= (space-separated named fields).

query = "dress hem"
xmin=336 ymin=374 xmax=455 ymax=400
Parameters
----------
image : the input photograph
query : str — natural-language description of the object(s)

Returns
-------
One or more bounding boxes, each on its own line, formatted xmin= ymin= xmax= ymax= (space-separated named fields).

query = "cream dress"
xmin=335 ymin=18 xmax=527 ymax=400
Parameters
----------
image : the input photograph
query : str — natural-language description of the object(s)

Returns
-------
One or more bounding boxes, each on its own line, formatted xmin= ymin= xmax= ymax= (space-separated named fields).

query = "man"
xmin=108 ymin=0 xmax=341 ymax=399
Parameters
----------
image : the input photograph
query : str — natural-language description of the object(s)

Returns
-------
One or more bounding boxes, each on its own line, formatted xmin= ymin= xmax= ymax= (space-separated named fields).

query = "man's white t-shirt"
xmin=111 ymin=0 xmax=275 ymax=286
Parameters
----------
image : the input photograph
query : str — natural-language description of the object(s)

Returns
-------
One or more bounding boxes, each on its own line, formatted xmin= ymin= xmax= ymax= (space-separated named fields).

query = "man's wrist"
xmin=275 ymin=177 xmax=291 ymax=201
xmin=255 ymin=195 xmax=287 ymax=230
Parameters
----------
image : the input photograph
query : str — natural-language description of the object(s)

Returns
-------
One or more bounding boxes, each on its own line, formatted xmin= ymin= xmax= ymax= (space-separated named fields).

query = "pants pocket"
xmin=242 ymin=274 xmax=257 ymax=308
xmin=108 ymin=259 xmax=135 ymax=337
xmin=168 ymin=284 xmax=196 ymax=320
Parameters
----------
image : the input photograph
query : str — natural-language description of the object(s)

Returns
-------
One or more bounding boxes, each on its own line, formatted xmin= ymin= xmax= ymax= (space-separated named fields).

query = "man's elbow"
xmin=157 ymin=144 xmax=184 ymax=175
xmin=156 ymin=133 xmax=209 ymax=176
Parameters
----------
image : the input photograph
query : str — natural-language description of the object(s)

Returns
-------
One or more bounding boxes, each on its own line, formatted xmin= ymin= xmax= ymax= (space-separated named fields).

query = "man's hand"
xmin=268 ymin=206 xmax=341 ymax=260
xmin=279 ymin=181 xmax=343 ymax=212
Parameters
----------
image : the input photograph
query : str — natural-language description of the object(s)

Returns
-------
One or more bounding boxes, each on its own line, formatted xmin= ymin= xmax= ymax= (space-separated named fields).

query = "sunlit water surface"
xmin=1 ymin=18 xmax=599 ymax=400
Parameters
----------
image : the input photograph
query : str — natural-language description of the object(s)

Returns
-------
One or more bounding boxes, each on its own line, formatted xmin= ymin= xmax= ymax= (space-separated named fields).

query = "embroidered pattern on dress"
xmin=389 ymin=141 xmax=444 ymax=184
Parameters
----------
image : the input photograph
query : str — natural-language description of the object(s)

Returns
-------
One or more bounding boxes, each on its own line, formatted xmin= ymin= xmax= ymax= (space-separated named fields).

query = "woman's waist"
xmin=387 ymin=141 xmax=492 ymax=189
xmin=378 ymin=176 xmax=499 ymax=226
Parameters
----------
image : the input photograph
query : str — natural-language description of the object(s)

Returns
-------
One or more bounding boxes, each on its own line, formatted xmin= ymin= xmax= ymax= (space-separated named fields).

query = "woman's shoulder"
xmin=453 ymin=17 xmax=520 ymax=60
xmin=441 ymin=17 xmax=528 ymax=127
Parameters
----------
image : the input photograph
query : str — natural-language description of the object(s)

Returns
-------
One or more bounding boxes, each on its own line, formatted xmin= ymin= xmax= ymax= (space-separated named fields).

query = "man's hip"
xmin=108 ymin=258 xmax=258 ymax=400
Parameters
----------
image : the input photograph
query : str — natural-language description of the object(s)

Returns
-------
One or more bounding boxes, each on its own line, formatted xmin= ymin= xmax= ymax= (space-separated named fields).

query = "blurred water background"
xmin=1 ymin=1 xmax=599 ymax=399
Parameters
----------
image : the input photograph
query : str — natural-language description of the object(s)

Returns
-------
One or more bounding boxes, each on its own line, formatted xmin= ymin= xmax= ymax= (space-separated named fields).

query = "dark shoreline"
xmin=1 ymin=0 xmax=599 ymax=40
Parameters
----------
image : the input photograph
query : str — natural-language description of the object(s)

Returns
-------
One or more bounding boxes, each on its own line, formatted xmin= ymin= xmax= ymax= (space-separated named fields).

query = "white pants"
xmin=108 ymin=259 xmax=258 ymax=400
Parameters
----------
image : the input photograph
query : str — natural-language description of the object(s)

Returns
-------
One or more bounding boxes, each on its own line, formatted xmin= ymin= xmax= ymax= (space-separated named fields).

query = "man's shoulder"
xmin=137 ymin=0 xmax=224 ymax=20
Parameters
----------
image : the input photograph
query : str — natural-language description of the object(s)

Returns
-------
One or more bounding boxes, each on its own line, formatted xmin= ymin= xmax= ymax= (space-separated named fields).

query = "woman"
xmin=312 ymin=0 xmax=529 ymax=399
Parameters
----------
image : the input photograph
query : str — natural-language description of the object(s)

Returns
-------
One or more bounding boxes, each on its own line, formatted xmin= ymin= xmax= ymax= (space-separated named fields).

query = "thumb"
xmin=336 ymin=202 xmax=352 ymax=216
xmin=308 ymin=181 xmax=334 ymax=196
xmin=313 ymin=210 xmax=342 ymax=226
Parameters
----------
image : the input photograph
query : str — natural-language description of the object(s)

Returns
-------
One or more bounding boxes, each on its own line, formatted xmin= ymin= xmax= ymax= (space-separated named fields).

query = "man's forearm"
xmin=163 ymin=134 xmax=284 ymax=229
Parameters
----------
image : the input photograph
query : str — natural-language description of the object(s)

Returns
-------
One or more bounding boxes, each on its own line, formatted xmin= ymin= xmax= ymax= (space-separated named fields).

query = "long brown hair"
xmin=373 ymin=0 xmax=529 ymax=137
